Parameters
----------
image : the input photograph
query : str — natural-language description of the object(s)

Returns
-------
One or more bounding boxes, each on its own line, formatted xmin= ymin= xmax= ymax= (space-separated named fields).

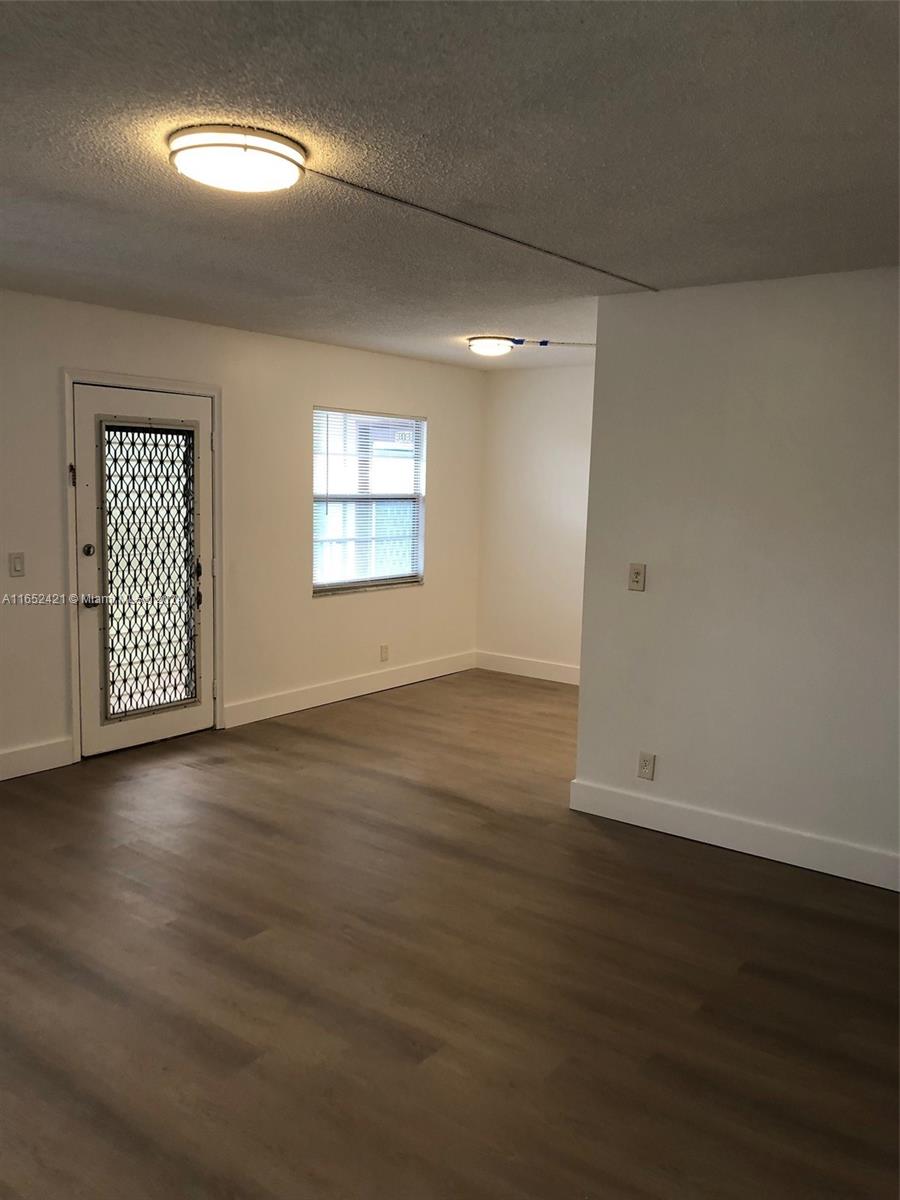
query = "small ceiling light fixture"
xmin=168 ymin=125 xmax=306 ymax=193
xmin=467 ymin=336 xmax=515 ymax=357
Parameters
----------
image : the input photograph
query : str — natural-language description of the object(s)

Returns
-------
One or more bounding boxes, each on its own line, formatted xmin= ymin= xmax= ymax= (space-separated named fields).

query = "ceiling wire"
xmin=306 ymin=167 xmax=658 ymax=293
xmin=512 ymin=338 xmax=597 ymax=348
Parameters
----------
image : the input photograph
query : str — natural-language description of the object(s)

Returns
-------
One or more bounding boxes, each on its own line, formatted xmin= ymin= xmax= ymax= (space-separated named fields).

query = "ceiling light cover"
xmin=468 ymin=336 xmax=515 ymax=357
xmin=168 ymin=126 xmax=306 ymax=193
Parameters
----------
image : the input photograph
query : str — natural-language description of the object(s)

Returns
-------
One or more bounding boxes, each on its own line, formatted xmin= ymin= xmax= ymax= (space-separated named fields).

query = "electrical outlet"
xmin=637 ymin=751 xmax=656 ymax=781
xmin=379 ymin=644 xmax=389 ymax=663
xmin=628 ymin=563 xmax=646 ymax=592
xmin=8 ymin=552 xmax=25 ymax=578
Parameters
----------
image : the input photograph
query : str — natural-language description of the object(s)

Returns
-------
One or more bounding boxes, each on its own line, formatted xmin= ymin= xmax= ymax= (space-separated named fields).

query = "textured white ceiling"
xmin=0 ymin=2 xmax=896 ymax=367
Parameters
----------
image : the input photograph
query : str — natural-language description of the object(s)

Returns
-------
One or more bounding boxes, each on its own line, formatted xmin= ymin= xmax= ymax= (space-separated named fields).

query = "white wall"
xmin=478 ymin=366 xmax=593 ymax=683
xmin=0 ymin=291 xmax=484 ymax=774
xmin=572 ymin=268 xmax=899 ymax=888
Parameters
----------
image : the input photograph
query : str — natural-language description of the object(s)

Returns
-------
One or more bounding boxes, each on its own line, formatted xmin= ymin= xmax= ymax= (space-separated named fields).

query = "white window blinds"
xmin=313 ymin=409 xmax=427 ymax=593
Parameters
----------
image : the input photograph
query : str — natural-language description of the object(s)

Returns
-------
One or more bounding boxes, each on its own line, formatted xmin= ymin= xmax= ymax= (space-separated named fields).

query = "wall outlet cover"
xmin=628 ymin=563 xmax=646 ymax=591
xmin=637 ymin=751 xmax=656 ymax=781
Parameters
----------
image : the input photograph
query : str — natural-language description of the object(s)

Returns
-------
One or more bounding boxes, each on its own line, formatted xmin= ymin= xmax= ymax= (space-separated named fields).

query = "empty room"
xmin=0 ymin=3 xmax=897 ymax=1198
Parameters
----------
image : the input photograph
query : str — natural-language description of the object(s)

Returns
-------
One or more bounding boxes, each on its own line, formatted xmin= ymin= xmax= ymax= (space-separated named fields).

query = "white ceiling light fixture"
xmin=168 ymin=125 xmax=306 ymax=193
xmin=467 ymin=336 xmax=515 ymax=357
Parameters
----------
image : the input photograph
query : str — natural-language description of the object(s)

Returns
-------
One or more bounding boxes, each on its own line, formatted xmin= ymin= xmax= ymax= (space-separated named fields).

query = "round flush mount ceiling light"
xmin=467 ymin=336 xmax=515 ymax=357
xmin=168 ymin=125 xmax=306 ymax=193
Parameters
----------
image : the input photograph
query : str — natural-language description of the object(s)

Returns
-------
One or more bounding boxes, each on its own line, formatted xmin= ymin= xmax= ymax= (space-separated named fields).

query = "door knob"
xmin=82 ymin=596 xmax=100 ymax=608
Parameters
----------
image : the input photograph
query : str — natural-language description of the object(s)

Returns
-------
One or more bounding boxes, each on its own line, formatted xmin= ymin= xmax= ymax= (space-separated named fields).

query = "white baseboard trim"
xmin=570 ymin=778 xmax=899 ymax=891
xmin=0 ymin=737 xmax=76 ymax=782
xmin=476 ymin=652 xmax=579 ymax=685
xmin=224 ymin=651 xmax=478 ymax=728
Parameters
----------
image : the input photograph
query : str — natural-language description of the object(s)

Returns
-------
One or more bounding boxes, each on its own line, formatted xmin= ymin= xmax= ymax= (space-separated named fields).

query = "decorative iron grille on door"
xmin=102 ymin=424 xmax=198 ymax=718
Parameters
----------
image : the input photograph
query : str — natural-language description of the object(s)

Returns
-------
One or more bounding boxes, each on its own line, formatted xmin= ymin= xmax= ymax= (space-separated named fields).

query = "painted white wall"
xmin=0 ymin=290 xmax=484 ymax=772
xmin=572 ymin=268 xmax=899 ymax=888
xmin=477 ymin=366 xmax=593 ymax=683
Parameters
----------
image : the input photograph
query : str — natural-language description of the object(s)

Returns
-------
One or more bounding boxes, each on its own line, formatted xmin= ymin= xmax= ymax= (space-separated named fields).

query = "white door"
xmin=74 ymin=384 xmax=215 ymax=756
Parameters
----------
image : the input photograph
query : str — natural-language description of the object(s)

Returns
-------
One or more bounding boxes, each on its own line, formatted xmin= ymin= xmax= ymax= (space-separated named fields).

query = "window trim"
xmin=312 ymin=408 xmax=427 ymax=597
xmin=312 ymin=574 xmax=425 ymax=599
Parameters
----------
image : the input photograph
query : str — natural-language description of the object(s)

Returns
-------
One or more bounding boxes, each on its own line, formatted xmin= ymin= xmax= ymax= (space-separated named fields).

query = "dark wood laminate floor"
xmin=0 ymin=669 xmax=896 ymax=1200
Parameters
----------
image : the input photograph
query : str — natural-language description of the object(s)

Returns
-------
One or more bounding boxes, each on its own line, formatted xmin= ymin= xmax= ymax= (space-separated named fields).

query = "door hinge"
xmin=68 ymin=462 xmax=77 ymax=487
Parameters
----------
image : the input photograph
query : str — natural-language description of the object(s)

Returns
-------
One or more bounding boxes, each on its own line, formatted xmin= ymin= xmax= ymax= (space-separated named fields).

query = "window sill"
xmin=312 ymin=578 xmax=424 ymax=598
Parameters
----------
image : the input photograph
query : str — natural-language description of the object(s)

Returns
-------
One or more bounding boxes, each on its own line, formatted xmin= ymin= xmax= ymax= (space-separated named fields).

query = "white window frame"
xmin=312 ymin=407 xmax=427 ymax=597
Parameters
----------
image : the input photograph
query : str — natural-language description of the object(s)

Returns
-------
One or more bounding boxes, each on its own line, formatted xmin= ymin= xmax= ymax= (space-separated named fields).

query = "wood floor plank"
xmin=0 ymin=669 xmax=896 ymax=1198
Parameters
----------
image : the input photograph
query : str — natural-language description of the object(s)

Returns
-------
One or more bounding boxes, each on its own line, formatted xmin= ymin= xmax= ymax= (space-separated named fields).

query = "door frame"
xmin=63 ymin=369 xmax=225 ymax=760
